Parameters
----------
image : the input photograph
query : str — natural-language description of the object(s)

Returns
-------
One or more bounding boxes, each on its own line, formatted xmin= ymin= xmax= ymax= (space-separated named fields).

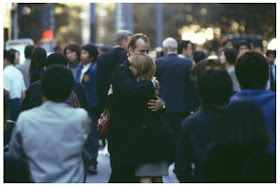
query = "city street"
xmin=86 ymin=144 xmax=179 ymax=183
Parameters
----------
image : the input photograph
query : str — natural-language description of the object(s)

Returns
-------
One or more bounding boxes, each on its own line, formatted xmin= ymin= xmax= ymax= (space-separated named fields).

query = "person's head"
xmin=177 ymin=40 xmax=193 ymax=57
xmin=197 ymin=68 xmax=233 ymax=108
xmin=266 ymin=50 xmax=276 ymax=66
xmin=129 ymin=54 xmax=156 ymax=81
xmin=221 ymin=48 xmax=237 ymax=65
xmin=128 ymin=33 xmax=150 ymax=56
xmin=238 ymin=40 xmax=251 ymax=55
xmin=45 ymin=53 xmax=68 ymax=68
xmin=223 ymin=39 xmax=235 ymax=49
xmin=114 ymin=30 xmax=133 ymax=50
xmin=162 ymin=37 xmax=178 ymax=55
xmin=80 ymin=44 xmax=99 ymax=65
xmin=193 ymin=50 xmax=207 ymax=64
xmin=9 ymin=49 xmax=20 ymax=65
xmin=192 ymin=59 xmax=223 ymax=82
xmin=96 ymin=43 xmax=108 ymax=56
xmin=41 ymin=65 xmax=74 ymax=102
xmin=30 ymin=46 xmax=47 ymax=73
xmin=63 ymin=43 xmax=81 ymax=63
xmin=235 ymin=51 xmax=268 ymax=89
xmin=215 ymin=99 xmax=271 ymax=150
xmin=4 ymin=50 xmax=15 ymax=67
xmin=24 ymin=45 xmax=34 ymax=59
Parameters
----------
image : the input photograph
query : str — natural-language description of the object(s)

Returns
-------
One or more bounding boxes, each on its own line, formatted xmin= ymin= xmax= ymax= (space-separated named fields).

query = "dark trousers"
xmin=9 ymin=98 xmax=21 ymax=122
xmin=85 ymin=109 xmax=99 ymax=167
xmin=108 ymin=141 xmax=139 ymax=183
xmin=162 ymin=112 xmax=189 ymax=161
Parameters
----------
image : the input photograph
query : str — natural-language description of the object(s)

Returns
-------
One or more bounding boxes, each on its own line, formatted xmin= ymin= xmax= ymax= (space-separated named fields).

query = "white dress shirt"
xmin=4 ymin=65 xmax=26 ymax=99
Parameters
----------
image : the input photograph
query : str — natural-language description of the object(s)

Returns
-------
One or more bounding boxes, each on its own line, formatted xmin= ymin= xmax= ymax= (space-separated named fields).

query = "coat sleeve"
xmin=175 ymin=122 xmax=194 ymax=182
xmin=7 ymin=116 xmax=25 ymax=159
xmin=112 ymin=65 xmax=155 ymax=99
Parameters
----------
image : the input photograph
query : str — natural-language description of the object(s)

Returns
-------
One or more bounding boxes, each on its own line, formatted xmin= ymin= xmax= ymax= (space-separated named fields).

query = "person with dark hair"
xmin=198 ymin=99 xmax=275 ymax=182
xmin=96 ymin=30 xmax=132 ymax=116
xmin=221 ymin=48 xmax=240 ymax=93
xmin=238 ymin=40 xmax=251 ymax=55
xmin=231 ymin=51 xmax=276 ymax=146
xmin=265 ymin=50 xmax=276 ymax=91
xmin=76 ymin=43 xmax=100 ymax=174
xmin=16 ymin=45 xmax=34 ymax=88
xmin=8 ymin=65 xmax=91 ymax=182
xmin=21 ymin=52 xmax=89 ymax=112
xmin=9 ymin=48 xmax=20 ymax=65
xmin=64 ymin=43 xmax=81 ymax=79
xmin=175 ymin=68 xmax=233 ymax=182
xmin=193 ymin=50 xmax=207 ymax=64
xmin=177 ymin=40 xmax=194 ymax=66
xmin=4 ymin=50 xmax=26 ymax=121
xmin=223 ymin=39 xmax=235 ymax=49
xmin=29 ymin=46 xmax=47 ymax=84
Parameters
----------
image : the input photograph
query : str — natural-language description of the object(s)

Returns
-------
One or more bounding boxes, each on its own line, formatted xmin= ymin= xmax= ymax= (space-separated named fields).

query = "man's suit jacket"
xmin=155 ymin=53 xmax=193 ymax=113
xmin=96 ymin=47 xmax=128 ymax=115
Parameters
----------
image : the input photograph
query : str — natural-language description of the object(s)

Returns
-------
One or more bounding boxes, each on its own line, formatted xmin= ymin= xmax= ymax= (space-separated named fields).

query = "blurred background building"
xmin=3 ymin=3 xmax=276 ymax=57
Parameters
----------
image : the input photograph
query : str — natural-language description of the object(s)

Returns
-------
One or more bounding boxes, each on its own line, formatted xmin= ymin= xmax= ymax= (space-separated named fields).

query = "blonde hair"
xmin=130 ymin=54 xmax=156 ymax=81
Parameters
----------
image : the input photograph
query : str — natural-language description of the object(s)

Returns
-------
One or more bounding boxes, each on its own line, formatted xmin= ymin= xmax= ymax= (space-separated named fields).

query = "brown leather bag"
xmin=98 ymin=108 xmax=110 ymax=138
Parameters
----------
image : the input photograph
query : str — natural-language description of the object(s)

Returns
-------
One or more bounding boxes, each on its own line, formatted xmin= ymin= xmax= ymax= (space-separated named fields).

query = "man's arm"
xmin=7 ymin=117 xmax=25 ymax=159
xmin=147 ymin=96 xmax=165 ymax=111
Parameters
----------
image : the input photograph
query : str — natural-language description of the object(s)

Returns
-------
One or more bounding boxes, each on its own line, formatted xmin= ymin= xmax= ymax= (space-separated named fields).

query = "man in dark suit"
xmin=96 ymin=30 xmax=133 ymax=115
xmin=155 ymin=37 xmax=194 ymax=148
xmin=108 ymin=33 xmax=165 ymax=183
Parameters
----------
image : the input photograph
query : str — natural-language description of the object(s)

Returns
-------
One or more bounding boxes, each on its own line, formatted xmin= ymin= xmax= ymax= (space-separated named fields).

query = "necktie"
xmin=76 ymin=65 xmax=83 ymax=82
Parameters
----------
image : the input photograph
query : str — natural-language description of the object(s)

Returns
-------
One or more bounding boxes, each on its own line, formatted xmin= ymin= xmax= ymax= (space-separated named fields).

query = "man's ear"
xmin=128 ymin=47 xmax=133 ymax=56
xmin=42 ymin=95 xmax=47 ymax=103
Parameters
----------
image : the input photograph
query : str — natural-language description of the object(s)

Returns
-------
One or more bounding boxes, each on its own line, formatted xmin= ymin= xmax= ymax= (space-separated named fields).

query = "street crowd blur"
xmin=3 ymin=29 xmax=276 ymax=183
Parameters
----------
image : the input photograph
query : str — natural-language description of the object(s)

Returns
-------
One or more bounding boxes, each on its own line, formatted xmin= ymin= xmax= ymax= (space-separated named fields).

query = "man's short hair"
xmin=63 ymin=43 xmax=81 ymax=61
xmin=235 ymin=51 xmax=269 ymax=89
xmin=127 ymin=33 xmax=150 ymax=51
xmin=238 ymin=40 xmax=251 ymax=50
xmin=41 ymin=65 xmax=74 ymax=102
xmin=266 ymin=50 xmax=276 ymax=58
xmin=45 ymin=53 xmax=68 ymax=68
xmin=24 ymin=45 xmax=34 ymax=59
xmin=193 ymin=50 xmax=207 ymax=63
xmin=115 ymin=30 xmax=133 ymax=45
xmin=81 ymin=44 xmax=99 ymax=61
xmin=162 ymin=37 xmax=178 ymax=52
xmin=177 ymin=40 xmax=191 ymax=54
xmin=223 ymin=48 xmax=237 ymax=65
xmin=4 ymin=50 xmax=15 ymax=64
xmin=198 ymin=68 xmax=233 ymax=107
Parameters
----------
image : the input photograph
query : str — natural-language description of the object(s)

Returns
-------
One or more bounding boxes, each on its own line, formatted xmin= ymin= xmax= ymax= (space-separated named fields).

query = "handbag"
xmin=98 ymin=107 xmax=110 ymax=138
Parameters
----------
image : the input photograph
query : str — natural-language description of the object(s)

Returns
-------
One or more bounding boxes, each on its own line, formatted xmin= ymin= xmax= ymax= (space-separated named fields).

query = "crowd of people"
xmin=3 ymin=30 xmax=276 ymax=183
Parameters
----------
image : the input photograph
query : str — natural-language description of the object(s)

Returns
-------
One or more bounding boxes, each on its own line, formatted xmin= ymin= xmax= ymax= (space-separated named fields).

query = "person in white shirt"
xmin=4 ymin=50 xmax=26 ymax=121
xmin=7 ymin=65 xmax=91 ymax=183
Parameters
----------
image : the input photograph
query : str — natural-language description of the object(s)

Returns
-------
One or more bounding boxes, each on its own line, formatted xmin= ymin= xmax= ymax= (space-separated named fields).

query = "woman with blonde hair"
xmin=129 ymin=54 xmax=173 ymax=183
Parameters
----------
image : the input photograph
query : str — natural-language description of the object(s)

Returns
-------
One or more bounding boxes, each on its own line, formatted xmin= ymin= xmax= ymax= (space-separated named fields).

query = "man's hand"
xmin=147 ymin=96 xmax=165 ymax=111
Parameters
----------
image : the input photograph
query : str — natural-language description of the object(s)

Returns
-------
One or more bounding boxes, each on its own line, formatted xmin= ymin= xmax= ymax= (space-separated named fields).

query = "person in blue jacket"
xmin=231 ymin=51 xmax=276 ymax=147
xmin=76 ymin=44 xmax=99 ymax=174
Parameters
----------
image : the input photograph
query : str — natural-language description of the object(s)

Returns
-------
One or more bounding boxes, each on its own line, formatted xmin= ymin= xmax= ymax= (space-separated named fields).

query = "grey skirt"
xmin=135 ymin=161 xmax=169 ymax=176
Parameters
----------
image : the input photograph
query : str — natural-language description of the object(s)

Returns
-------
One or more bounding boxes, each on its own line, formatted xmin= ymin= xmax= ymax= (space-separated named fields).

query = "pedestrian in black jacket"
xmin=155 ymin=37 xmax=194 ymax=149
xmin=108 ymin=33 xmax=165 ymax=183
xmin=175 ymin=68 xmax=233 ymax=182
xmin=96 ymin=30 xmax=132 ymax=116
xmin=198 ymin=99 xmax=275 ymax=183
